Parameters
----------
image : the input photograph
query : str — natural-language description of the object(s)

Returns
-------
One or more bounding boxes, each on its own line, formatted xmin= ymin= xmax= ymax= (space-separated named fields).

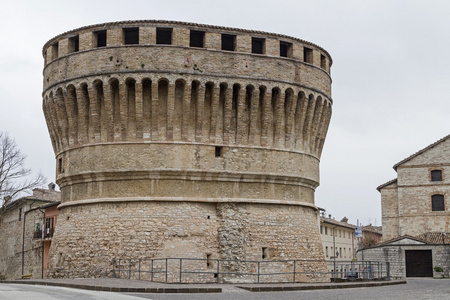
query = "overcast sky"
xmin=1 ymin=0 xmax=449 ymax=226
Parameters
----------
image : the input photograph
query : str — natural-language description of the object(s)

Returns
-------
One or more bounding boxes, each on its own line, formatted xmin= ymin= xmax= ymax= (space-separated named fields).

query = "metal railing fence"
xmin=112 ymin=258 xmax=390 ymax=283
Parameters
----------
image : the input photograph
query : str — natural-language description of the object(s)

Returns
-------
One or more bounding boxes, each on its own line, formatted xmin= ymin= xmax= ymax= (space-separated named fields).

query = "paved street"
xmin=0 ymin=278 xmax=448 ymax=300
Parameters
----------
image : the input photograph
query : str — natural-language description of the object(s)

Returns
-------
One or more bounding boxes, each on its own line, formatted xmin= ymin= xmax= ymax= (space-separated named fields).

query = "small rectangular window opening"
xmin=95 ymin=30 xmax=107 ymax=47
xmin=431 ymin=170 xmax=442 ymax=181
xmin=124 ymin=27 xmax=139 ymax=45
xmin=304 ymin=47 xmax=313 ymax=63
xmin=324 ymin=227 xmax=328 ymax=235
xmin=325 ymin=246 xmax=328 ymax=257
xmin=51 ymin=42 xmax=59 ymax=60
xmin=320 ymin=54 xmax=326 ymax=69
xmin=252 ymin=37 xmax=265 ymax=54
xmin=190 ymin=30 xmax=205 ymax=48
xmin=69 ymin=35 xmax=79 ymax=53
xmin=156 ymin=28 xmax=172 ymax=45
xmin=215 ymin=146 xmax=223 ymax=157
xmin=19 ymin=208 xmax=22 ymax=221
xmin=280 ymin=41 xmax=292 ymax=58
xmin=320 ymin=225 xmax=323 ymax=234
xmin=262 ymin=247 xmax=269 ymax=259
xmin=221 ymin=34 xmax=236 ymax=51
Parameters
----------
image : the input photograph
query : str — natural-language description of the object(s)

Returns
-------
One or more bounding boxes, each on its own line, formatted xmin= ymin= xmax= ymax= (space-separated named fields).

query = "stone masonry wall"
xmin=358 ymin=244 xmax=450 ymax=279
xmin=47 ymin=201 xmax=328 ymax=282
xmin=43 ymin=21 xmax=332 ymax=283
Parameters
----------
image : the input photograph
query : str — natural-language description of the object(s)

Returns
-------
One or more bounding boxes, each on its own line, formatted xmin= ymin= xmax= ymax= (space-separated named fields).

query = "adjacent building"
xmin=359 ymin=135 xmax=450 ymax=278
xmin=320 ymin=215 xmax=357 ymax=261
xmin=0 ymin=185 xmax=60 ymax=280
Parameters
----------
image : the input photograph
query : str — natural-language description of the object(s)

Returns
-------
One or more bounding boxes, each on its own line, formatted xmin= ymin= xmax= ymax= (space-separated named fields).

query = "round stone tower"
xmin=42 ymin=20 xmax=332 ymax=282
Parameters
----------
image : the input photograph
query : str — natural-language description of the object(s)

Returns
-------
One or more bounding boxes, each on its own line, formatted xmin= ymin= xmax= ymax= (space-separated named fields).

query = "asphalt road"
xmin=0 ymin=278 xmax=448 ymax=300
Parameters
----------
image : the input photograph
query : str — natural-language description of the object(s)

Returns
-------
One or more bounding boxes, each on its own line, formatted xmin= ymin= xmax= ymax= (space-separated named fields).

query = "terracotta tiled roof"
xmin=417 ymin=232 xmax=450 ymax=244
xmin=393 ymin=134 xmax=450 ymax=171
xmin=320 ymin=217 xmax=356 ymax=230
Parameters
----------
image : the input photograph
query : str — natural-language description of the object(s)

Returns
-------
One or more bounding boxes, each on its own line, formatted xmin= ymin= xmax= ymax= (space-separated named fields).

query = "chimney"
xmin=48 ymin=182 xmax=56 ymax=191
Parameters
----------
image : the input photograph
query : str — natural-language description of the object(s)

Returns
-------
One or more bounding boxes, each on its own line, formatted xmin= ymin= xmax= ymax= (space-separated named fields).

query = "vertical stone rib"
xmin=76 ymin=85 xmax=89 ymax=145
xmin=210 ymin=85 xmax=220 ymax=143
xmin=54 ymin=89 xmax=69 ymax=149
xmin=294 ymin=93 xmax=307 ymax=151
xmin=135 ymin=79 xmax=143 ymax=140
xmin=142 ymin=79 xmax=152 ymax=140
xmin=261 ymin=88 xmax=271 ymax=147
xmin=64 ymin=86 xmax=78 ymax=146
xmin=236 ymin=86 xmax=246 ymax=145
xmin=272 ymin=89 xmax=282 ymax=148
xmin=109 ymin=80 xmax=121 ymax=141
xmin=103 ymin=81 xmax=114 ymax=142
xmin=166 ymin=82 xmax=175 ymax=141
xmin=302 ymin=95 xmax=316 ymax=152
xmin=309 ymin=97 xmax=323 ymax=153
xmin=284 ymin=90 xmax=297 ymax=149
xmin=202 ymin=83 xmax=212 ymax=143
xmin=223 ymin=85 xmax=233 ymax=144
xmin=96 ymin=82 xmax=106 ymax=143
xmin=181 ymin=83 xmax=191 ymax=141
xmin=151 ymin=81 xmax=159 ymax=141
xmin=173 ymin=80 xmax=184 ymax=141
xmin=196 ymin=84 xmax=205 ymax=142
xmin=43 ymin=97 xmax=59 ymax=153
xmin=127 ymin=80 xmax=137 ymax=141
xmin=248 ymin=87 xmax=260 ymax=145
xmin=87 ymin=83 xmax=100 ymax=143
xmin=317 ymin=103 xmax=332 ymax=157
xmin=119 ymin=81 xmax=128 ymax=141
xmin=313 ymin=100 xmax=327 ymax=154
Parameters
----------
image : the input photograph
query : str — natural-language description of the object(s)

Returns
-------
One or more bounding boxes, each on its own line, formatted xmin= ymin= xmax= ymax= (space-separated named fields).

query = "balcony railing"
xmin=33 ymin=228 xmax=54 ymax=239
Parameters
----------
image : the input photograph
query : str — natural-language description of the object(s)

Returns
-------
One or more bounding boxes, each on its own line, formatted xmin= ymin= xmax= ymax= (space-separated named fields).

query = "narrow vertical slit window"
xmin=221 ymin=34 xmax=236 ymax=51
xmin=95 ymin=30 xmax=107 ymax=47
xmin=215 ymin=146 xmax=222 ymax=157
xmin=190 ymin=30 xmax=205 ymax=48
xmin=58 ymin=158 xmax=63 ymax=174
xmin=262 ymin=247 xmax=269 ymax=259
xmin=206 ymin=254 xmax=212 ymax=267
xmin=19 ymin=208 xmax=22 ymax=221
xmin=252 ymin=37 xmax=265 ymax=54
xmin=124 ymin=27 xmax=139 ymax=45
xmin=156 ymin=28 xmax=172 ymax=45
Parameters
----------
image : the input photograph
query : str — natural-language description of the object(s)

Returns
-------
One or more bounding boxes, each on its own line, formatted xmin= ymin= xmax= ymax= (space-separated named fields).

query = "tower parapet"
xmin=43 ymin=21 xmax=332 ymax=282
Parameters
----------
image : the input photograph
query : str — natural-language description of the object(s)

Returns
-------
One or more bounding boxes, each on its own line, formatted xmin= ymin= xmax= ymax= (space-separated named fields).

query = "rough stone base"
xmin=46 ymin=201 xmax=328 ymax=282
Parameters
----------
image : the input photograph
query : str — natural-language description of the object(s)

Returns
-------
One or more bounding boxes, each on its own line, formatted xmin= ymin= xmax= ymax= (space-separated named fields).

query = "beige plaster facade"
xmin=320 ymin=216 xmax=356 ymax=261
xmin=42 ymin=21 xmax=333 ymax=282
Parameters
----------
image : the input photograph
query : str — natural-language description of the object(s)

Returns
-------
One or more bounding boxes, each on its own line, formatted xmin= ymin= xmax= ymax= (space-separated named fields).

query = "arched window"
xmin=432 ymin=194 xmax=445 ymax=211
xmin=431 ymin=170 xmax=443 ymax=181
